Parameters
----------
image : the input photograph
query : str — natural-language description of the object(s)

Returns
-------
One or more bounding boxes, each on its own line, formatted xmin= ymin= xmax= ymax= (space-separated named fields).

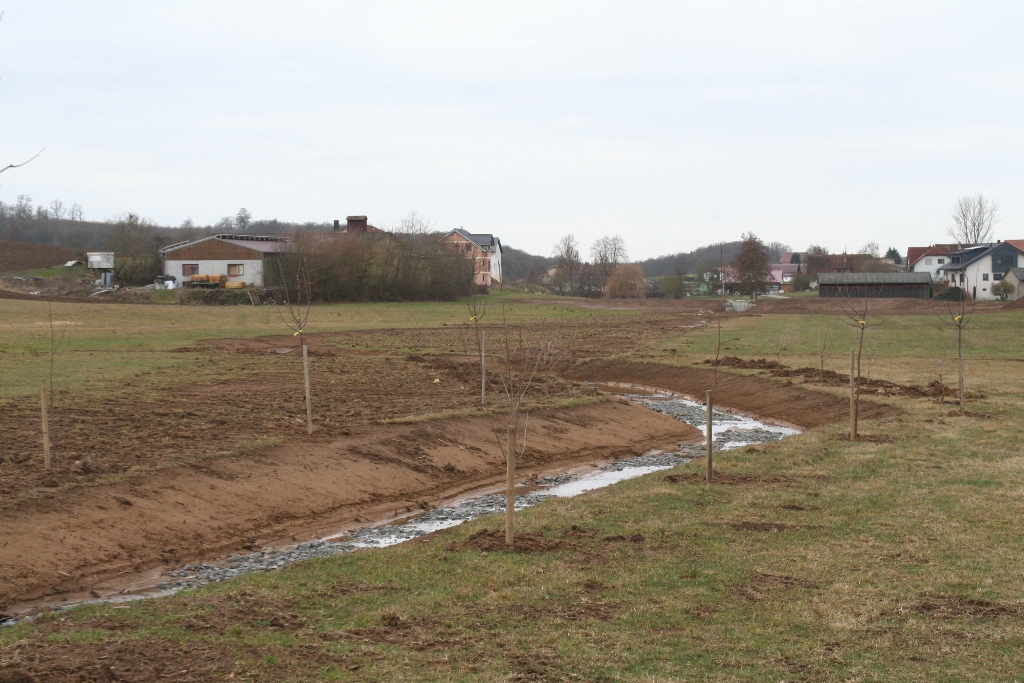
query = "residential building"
xmin=1002 ymin=267 xmax=1024 ymax=301
xmin=938 ymin=241 xmax=1024 ymax=301
xmin=442 ymin=229 xmax=503 ymax=289
xmin=907 ymin=244 xmax=957 ymax=280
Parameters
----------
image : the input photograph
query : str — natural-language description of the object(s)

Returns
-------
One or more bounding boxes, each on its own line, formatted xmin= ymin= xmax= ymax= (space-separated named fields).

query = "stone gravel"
xmin=1 ymin=391 xmax=797 ymax=625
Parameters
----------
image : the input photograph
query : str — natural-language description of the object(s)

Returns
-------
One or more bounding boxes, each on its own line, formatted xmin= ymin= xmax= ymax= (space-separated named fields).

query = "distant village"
xmin=2 ymin=198 xmax=1021 ymax=302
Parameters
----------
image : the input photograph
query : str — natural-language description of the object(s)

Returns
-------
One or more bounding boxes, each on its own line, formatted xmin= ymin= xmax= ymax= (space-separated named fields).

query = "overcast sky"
xmin=2 ymin=2 xmax=1022 ymax=260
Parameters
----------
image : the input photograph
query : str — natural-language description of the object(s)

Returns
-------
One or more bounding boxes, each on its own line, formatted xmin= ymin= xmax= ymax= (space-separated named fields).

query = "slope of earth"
xmin=0 ymin=240 xmax=85 ymax=276
xmin=0 ymin=400 xmax=699 ymax=609
xmin=565 ymin=359 xmax=898 ymax=429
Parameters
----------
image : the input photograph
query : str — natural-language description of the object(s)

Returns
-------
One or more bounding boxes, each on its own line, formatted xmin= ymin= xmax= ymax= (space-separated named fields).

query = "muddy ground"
xmin=0 ymin=400 xmax=699 ymax=609
xmin=0 ymin=309 xmax=922 ymax=611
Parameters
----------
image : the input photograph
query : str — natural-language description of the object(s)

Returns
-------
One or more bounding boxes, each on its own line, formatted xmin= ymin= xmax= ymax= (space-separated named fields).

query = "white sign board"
xmin=86 ymin=252 xmax=115 ymax=269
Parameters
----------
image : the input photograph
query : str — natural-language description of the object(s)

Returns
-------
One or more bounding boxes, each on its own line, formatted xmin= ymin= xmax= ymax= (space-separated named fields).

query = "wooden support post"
xmin=849 ymin=348 xmax=856 ymax=441
xmin=959 ymin=347 xmax=965 ymax=416
xmin=506 ymin=424 xmax=515 ymax=546
xmin=302 ymin=344 xmax=313 ymax=435
xmin=41 ymin=379 xmax=51 ymax=469
xmin=481 ymin=331 xmax=486 ymax=406
xmin=705 ymin=390 xmax=713 ymax=484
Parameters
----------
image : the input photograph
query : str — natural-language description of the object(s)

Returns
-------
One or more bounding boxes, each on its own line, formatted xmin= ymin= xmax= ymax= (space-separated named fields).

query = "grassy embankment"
xmin=2 ymin=306 xmax=1022 ymax=680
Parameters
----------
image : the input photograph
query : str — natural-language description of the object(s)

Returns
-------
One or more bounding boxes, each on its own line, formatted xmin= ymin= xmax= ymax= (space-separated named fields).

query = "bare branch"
xmin=0 ymin=148 xmax=44 ymax=175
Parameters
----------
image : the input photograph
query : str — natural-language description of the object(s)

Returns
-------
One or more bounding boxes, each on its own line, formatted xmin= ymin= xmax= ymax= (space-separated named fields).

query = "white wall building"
xmin=939 ymin=241 xmax=1024 ymax=301
xmin=160 ymin=234 xmax=290 ymax=286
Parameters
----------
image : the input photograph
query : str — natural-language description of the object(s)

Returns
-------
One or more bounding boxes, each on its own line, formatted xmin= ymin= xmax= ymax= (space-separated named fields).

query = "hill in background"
xmin=501 ymin=245 xmax=555 ymax=281
xmin=638 ymin=241 xmax=743 ymax=277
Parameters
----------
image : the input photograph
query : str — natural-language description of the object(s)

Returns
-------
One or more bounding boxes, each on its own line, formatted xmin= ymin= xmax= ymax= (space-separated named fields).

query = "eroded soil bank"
xmin=565 ymin=359 xmax=900 ymax=429
xmin=0 ymin=400 xmax=699 ymax=610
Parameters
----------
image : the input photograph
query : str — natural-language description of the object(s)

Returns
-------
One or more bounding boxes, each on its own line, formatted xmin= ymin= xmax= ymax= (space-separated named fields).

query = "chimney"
xmin=346 ymin=215 xmax=368 ymax=234
xmin=333 ymin=219 xmax=340 ymax=231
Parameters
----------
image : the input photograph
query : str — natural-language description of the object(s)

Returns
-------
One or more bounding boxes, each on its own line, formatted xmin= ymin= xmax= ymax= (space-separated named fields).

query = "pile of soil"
xmin=566 ymin=359 xmax=900 ymax=429
xmin=1004 ymin=297 xmax=1024 ymax=310
xmin=765 ymin=366 xmax=935 ymax=397
xmin=446 ymin=528 xmax=571 ymax=553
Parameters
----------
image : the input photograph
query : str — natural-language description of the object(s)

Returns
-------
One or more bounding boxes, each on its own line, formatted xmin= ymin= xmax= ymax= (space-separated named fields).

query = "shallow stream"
xmin=2 ymin=389 xmax=798 ymax=626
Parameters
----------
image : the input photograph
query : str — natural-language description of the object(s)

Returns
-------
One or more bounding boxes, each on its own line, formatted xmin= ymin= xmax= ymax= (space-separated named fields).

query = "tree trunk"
xmin=506 ymin=425 xmax=516 ymax=546
xmin=705 ymin=390 xmax=714 ymax=484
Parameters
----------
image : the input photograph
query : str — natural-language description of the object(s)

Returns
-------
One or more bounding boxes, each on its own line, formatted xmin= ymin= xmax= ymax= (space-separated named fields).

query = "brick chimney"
xmin=346 ymin=216 xmax=368 ymax=234
xmin=333 ymin=219 xmax=341 ymax=231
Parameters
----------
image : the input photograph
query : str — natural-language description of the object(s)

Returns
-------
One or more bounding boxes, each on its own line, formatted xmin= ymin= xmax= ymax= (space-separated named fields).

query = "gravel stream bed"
xmin=3 ymin=391 xmax=797 ymax=625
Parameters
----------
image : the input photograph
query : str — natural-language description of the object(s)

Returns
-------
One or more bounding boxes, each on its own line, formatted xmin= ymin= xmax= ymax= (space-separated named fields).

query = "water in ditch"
xmin=2 ymin=390 xmax=798 ymax=626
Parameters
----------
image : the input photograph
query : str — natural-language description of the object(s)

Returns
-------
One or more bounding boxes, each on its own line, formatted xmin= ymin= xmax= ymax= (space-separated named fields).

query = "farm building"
xmin=817 ymin=272 xmax=932 ymax=299
xmin=160 ymin=234 xmax=290 ymax=287
xmin=442 ymin=229 xmax=503 ymax=289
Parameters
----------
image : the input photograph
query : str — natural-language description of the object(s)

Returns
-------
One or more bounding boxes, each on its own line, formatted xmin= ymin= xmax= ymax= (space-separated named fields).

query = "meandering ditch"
xmin=2 ymin=386 xmax=798 ymax=627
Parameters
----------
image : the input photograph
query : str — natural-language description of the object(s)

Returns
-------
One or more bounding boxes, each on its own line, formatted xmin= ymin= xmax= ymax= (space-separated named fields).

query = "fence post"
xmin=506 ymin=424 xmax=516 ymax=545
xmin=303 ymin=344 xmax=313 ymax=435
xmin=481 ymin=331 xmax=486 ymax=406
xmin=41 ymin=379 xmax=52 ymax=469
xmin=705 ymin=390 xmax=713 ymax=484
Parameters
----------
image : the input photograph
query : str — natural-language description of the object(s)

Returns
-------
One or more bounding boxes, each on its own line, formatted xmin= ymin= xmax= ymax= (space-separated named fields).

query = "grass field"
xmin=0 ymin=292 xmax=632 ymax=399
xmin=3 ymin=373 xmax=1022 ymax=681
xmin=2 ymin=296 xmax=1023 ymax=681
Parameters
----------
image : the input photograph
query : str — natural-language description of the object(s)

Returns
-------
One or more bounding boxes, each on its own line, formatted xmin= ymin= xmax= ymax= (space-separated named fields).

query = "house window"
xmin=228 ymin=264 xmax=244 ymax=277
xmin=952 ymin=256 xmax=961 ymax=264
xmin=983 ymin=273 xmax=990 ymax=281
xmin=997 ymin=254 xmax=1013 ymax=265
xmin=182 ymin=264 xmax=199 ymax=276
xmin=464 ymin=244 xmax=472 ymax=252
xmin=994 ymin=272 xmax=1003 ymax=280
xmin=925 ymin=258 xmax=932 ymax=265
xmin=937 ymin=258 xmax=946 ymax=264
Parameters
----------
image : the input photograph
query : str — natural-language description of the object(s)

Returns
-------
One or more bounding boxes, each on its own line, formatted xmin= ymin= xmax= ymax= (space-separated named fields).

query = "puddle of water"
xmin=2 ymin=388 xmax=799 ymax=627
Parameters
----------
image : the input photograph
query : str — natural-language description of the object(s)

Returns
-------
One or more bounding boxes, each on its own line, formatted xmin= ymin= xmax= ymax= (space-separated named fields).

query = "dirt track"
xmin=0 ymin=400 xmax=699 ymax=610
xmin=565 ymin=359 xmax=899 ymax=429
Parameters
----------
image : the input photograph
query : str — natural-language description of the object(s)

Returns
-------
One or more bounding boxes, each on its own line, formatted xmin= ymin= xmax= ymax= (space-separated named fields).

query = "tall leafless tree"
xmin=551 ymin=234 xmax=582 ymax=295
xmin=948 ymin=194 xmax=998 ymax=245
xmin=590 ymin=235 xmax=629 ymax=284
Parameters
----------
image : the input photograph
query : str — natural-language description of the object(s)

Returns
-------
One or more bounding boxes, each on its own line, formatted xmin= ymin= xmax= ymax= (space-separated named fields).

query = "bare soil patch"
xmin=663 ymin=473 xmax=796 ymax=486
xmin=445 ymin=528 xmax=572 ymax=553
xmin=724 ymin=521 xmax=820 ymax=532
xmin=911 ymin=593 xmax=1024 ymax=620
xmin=734 ymin=572 xmax=819 ymax=601
xmin=567 ymin=359 xmax=900 ymax=429
xmin=1 ymin=401 xmax=696 ymax=609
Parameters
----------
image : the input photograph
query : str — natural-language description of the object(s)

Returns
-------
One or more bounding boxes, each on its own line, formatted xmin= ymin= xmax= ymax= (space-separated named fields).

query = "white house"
xmin=939 ymin=241 xmax=1024 ymax=301
xmin=442 ymin=229 xmax=503 ymax=288
xmin=907 ymin=244 xmax=957 ymax=281
xmin=160 ymin=234 xmax=290 ymax=287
